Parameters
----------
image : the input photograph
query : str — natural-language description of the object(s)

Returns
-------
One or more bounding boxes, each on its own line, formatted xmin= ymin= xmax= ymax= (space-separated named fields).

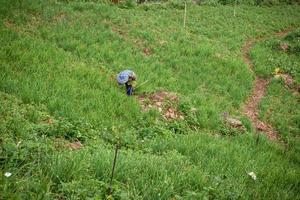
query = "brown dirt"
xmin=243 ymin=77 xmax=278 ymax=140
xmin=41 ymin=118 xmax=54 ymax=125
xmin=242 ymin=28 xmax=294 ymax=140
xmin=278 ymin=73 xmax=294 ymax=86
xmin=143 ymin=48 xmax=152 ymax=56
xmin=138 ymin=91 xmax=184 ymax=120
xmin=66 ymin=141 xmax=83 ymax=150
xmin=53 ymin=138 xmax=83 ymax=150
xmin=280 ymin=43 xmax=289 ymax=51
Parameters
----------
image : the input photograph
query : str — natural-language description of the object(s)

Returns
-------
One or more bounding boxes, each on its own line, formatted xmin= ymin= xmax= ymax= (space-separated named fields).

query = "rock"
xmin=256 ymin=121 xmax=268 ymax=132
xmin=226 ymin=117 xmax=243 ymax=127
xmin=225 ymin=116 xmax=246 ymax=131
xmin=156 ymin=101 xmax=162 ymax=107
xmin=280 ymin=43 xmax=289 ymax=51
xmin=281 ymin=74 xmax=294 ymax=86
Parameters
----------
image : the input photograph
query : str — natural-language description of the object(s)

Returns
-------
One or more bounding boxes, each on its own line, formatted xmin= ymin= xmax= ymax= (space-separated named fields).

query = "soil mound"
xmin=138 ymin=91 xmax=184 ymax=120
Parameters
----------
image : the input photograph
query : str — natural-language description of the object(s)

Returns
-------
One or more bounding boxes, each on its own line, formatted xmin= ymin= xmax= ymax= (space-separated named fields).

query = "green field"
xmin=1 ymin=0 xmax=300 ymax=199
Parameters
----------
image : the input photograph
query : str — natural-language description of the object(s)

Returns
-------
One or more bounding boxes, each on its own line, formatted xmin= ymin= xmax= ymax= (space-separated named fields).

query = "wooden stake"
xmin=183 ymin=0 xmax=187 ymax=28
xmin=109 ymin=143 xmax=119 ymax=194
xmin=234 ymin=0 xmax=237 ymax=17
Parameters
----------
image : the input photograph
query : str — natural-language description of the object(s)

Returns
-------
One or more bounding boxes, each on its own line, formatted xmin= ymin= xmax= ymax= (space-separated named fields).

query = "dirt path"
xmin=242 ymin=28 xmax=293 ymax=140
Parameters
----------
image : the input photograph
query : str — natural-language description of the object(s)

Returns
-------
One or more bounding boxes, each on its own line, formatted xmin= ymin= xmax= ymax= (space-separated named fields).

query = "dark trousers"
xmin=125 ymin=83 xmax=133 ymax=95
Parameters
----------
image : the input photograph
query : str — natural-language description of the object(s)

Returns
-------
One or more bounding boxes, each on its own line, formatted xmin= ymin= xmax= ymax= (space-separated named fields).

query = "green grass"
xmin=1 ymin=0 xmax=300 ymax=199
xmin=1 ymin=92 xmax=300 ymax=199
xmin=251 ymin=29 xmax=300 ymax=162
xmin=251 ymin=29 xmax=300 ymax=81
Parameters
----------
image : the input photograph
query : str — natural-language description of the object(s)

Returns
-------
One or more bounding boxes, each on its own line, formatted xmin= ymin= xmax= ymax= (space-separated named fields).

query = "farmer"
xmin=117 ymin=70 xmax=137 ymax=95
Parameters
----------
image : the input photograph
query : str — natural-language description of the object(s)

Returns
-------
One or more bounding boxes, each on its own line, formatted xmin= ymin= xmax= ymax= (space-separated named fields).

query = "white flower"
xmin=4 ymin=172 xmax=12 ymax=177
xmin=247 ymin=172 xmax=257 ymax=180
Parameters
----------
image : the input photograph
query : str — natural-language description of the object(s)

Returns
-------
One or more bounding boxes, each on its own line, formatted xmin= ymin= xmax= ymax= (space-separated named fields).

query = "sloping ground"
xmin=242 ymin=27 xmax=299 ymax=145
xmin=1 ymin=91 xmax=300 ymax=199
xmin=242 ymin=28 xmax=295 ymax=140
xmin=249 ymin=28 xmax=300 ymax=161
xmin=1 ymin=1 xmax=300 ymax=199
xmin=138 ymin=91 xmax=185 ymax=120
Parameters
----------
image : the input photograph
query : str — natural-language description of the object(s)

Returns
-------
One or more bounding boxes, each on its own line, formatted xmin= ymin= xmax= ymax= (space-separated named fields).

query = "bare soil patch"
xmin=280 ymin=43 xmax=289 ymax=51
xmin=142 ymin=47 xmax=152 ymax=56
xmin=138 ymin=91 xmax=184 ymax=120
xmin=66 ymin=141 xmax=83 ymax=150
xmin=243 ymin=78 xmax=278 ymax=140
xmin=53 ymin=138 xmax=84 ymax=150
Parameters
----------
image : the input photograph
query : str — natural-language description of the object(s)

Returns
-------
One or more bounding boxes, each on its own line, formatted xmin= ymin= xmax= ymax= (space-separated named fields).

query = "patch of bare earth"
xmin=276 ymin=73 xmax=295 ymax=87
xmin=142 ymin=47 xmax=152 ymax=56
xmin=242 ymin=28 xmax=294 ymax=140
xmin=138 ymin=91 xmax=184 ymax=120
xmin=243 ymin=78 xmax=278 ymax=140
xmin=280 ymin=43 xmax=289 ymax=51
xmin=66 ymin=141 xmax=83 ymax=150
xmin=53 ymin=138 xmax=83 ymax=150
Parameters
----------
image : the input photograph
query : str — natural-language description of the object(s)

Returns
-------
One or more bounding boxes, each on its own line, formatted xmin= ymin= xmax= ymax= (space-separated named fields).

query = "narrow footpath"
xmin=242 ymin=28 xmax=293 ymax=140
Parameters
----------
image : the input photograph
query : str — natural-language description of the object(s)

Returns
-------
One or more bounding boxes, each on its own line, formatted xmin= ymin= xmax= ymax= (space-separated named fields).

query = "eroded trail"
xmin=242 ymin=28 xmax=293 ymax=140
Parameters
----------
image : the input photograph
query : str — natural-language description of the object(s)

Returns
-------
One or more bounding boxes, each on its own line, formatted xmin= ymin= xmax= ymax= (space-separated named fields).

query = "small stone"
xmin=224 ymin=116 xmax=246 ymax=131
xmin=281 ymin=74 xmax=294 ymax=86
xmin=170 ymin=113 xmax=175 ymax=119
xmin=156 ymin=102 xmax=162 ymax=107
xmin=226 ymin=117 xmax=243 ymax=127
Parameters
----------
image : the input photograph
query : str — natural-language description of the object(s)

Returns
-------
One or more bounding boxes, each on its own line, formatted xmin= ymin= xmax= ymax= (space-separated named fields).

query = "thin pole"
xmin=109 ymin=144 xmax=119 ymax=194
xmin=183 ymin=0 xmax=187 ymax=28
xmin=234 ymin=0 xmax=237 ymax=17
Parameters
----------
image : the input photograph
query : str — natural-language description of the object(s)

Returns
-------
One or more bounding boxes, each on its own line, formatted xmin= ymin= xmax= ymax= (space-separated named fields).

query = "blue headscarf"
xmin=117 ymin=70 xmax=136 ymax=84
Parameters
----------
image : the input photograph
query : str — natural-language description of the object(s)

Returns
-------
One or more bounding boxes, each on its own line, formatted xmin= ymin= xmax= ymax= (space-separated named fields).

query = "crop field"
xmin=0 ymin=0 xmax=300 ymax=199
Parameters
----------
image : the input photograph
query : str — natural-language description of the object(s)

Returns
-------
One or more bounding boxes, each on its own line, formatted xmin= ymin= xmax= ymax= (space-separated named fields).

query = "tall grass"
xmin=1 ymin=1 xmax=300 ymax=199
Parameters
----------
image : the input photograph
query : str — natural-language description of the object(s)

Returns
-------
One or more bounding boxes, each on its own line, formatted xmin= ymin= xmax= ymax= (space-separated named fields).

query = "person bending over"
xmin=117 ymin=70 xmax=137 ymax=95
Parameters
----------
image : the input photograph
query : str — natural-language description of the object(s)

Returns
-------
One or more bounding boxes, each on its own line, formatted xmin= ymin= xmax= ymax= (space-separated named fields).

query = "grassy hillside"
xmin=1 ymin=1 xmax=300 ymax=199
xmin=251 ymin=29 xmax=300 ymax=161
